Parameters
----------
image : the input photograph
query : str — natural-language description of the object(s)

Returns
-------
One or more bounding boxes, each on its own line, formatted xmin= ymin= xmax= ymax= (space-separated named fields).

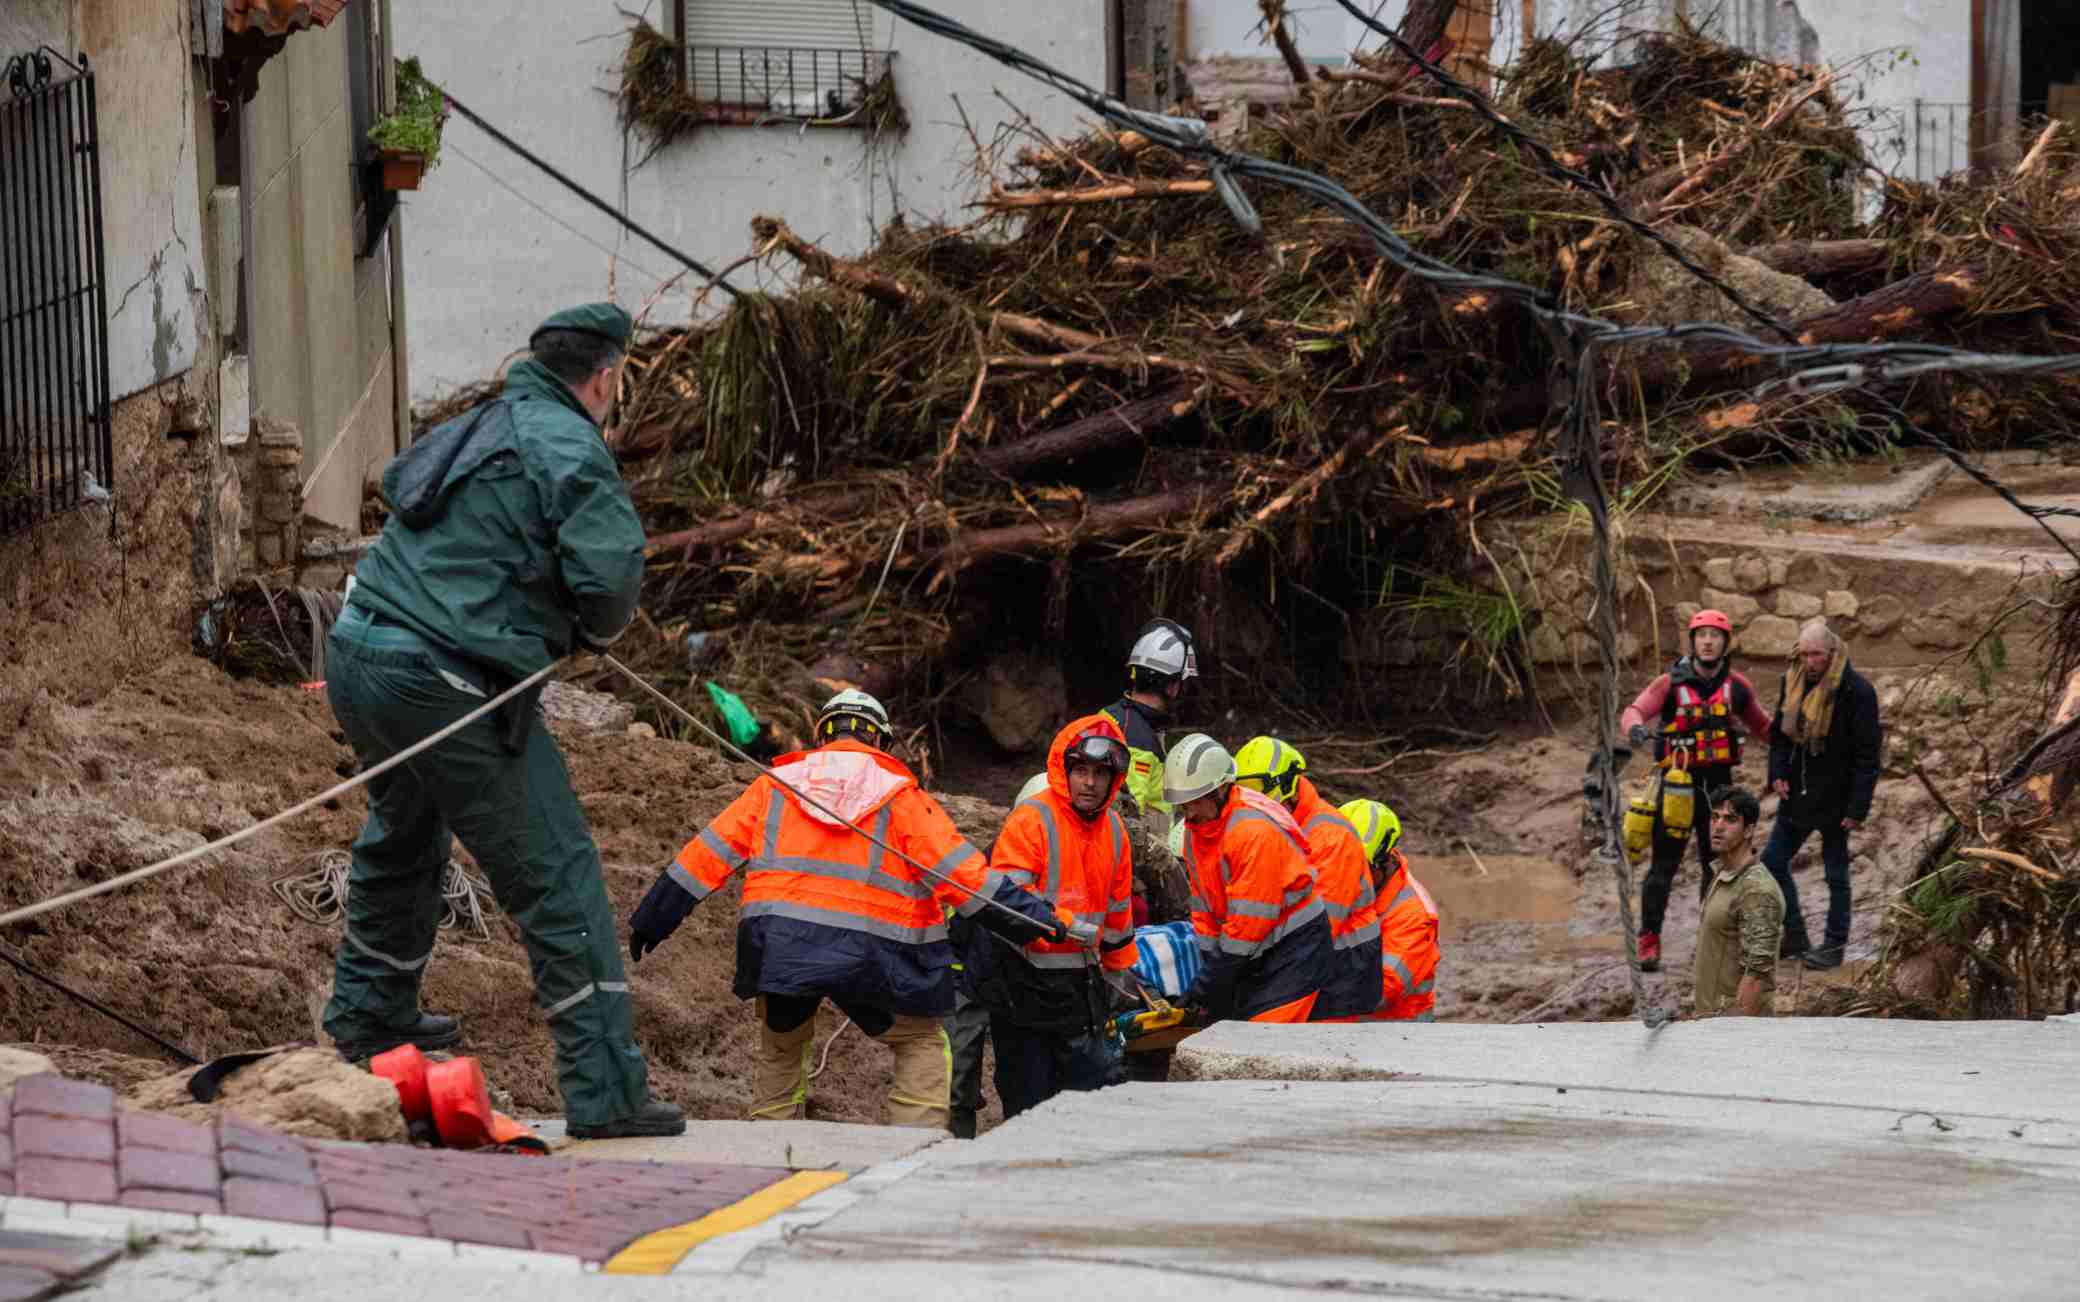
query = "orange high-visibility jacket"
xmin=1367 ymin=848 xmax=1440 ymax=1021
xmin=1290 ymin=777 xmax=1384 ymax=1019
xmin=670 ymin=739 xmax=1054 ymax=1016
xmin=992 ymin=714 xmax=1137 ymax=973
xmin=1182 ymin=785 xmax=1331 ymax=1019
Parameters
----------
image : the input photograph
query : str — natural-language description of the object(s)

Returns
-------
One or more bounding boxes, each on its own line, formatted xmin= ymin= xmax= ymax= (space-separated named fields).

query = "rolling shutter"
xmin=679 ymin=0 xmax=879 ymax=107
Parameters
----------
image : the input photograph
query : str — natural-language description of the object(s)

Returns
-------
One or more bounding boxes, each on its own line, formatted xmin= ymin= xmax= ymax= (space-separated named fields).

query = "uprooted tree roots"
xmin=425 ymin=20 xmax=2080 ymax=734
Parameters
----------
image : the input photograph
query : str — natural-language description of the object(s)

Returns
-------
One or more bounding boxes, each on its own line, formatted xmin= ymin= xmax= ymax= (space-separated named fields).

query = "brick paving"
xmin=0 ymin=1075 xmax=793 ymax=1265
xmin=0 ymin=1229 xmax=121 ymax=1301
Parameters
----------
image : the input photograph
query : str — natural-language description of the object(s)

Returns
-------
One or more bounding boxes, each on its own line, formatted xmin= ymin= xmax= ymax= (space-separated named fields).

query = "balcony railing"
xmin=684 ymin=45 xmax=895 ymax=126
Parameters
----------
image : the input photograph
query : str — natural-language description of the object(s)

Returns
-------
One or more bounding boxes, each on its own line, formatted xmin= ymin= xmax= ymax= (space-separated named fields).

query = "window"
xmin=667 ymin=0 xmax=894 ymax=124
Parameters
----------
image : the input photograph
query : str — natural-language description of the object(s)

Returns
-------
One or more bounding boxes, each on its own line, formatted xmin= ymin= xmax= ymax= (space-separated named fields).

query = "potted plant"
xmin=368 ymin=56 xmax=446 ymax=191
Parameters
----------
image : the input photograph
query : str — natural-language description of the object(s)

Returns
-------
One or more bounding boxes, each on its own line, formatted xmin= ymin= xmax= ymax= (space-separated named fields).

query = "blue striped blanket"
xmin=1131 ymin=921 xmax=1201 ymax=998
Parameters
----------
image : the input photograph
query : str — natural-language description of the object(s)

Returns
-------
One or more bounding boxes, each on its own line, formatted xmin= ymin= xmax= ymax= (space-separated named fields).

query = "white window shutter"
xmin=682 ymin=0 xmax=878 ymax=49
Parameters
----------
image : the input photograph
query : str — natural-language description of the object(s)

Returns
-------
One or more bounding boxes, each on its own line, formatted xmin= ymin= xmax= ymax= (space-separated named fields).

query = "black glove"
xmin=1627 ymin=723 xmax=1652 ymax=750
xmin=1179 ymin=1002 xmax=1215 ymax=1029
xmin=628 ymin=868 xmax=698 ymax=963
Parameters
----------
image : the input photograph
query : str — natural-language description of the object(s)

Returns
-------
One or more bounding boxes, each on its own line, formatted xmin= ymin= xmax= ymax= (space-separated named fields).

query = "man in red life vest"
xmin=1617 ymin=609 xmax=1773 ymax=972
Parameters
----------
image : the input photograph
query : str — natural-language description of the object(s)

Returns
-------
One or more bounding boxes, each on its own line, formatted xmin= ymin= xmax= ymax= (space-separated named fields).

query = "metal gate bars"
xmin=1 ymin=48 xmax=111 ymax=539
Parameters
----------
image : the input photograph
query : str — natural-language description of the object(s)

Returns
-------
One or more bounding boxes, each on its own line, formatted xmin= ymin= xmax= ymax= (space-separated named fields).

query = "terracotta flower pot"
xmin=379 ymin=149 xmax=427 ymax=191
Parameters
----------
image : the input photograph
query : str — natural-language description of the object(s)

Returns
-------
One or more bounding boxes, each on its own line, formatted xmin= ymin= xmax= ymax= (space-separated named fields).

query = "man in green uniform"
xmin=1692 ymin=787 xmax=1784 ymax=1018
xmin=323 ymin=303 xmax=682 ymax=1138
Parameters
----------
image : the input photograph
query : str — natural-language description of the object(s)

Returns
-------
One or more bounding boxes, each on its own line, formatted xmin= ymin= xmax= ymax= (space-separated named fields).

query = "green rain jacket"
xmin=352 ymin=359 xmax=645 ymax=680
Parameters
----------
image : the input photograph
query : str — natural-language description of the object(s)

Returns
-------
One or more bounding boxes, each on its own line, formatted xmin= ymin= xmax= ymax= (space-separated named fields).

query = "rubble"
xmin=125 ymin=1047 xmax=409 ymax=1143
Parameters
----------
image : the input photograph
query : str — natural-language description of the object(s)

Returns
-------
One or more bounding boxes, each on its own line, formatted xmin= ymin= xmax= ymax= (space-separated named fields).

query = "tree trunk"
xmin=933 ymin=489 xmax=1205 ymax=569
xmin=967 ymin=386 xmax=1202 ymax=476
xmin=1740 ymin=239 xmax=1893 ymax=280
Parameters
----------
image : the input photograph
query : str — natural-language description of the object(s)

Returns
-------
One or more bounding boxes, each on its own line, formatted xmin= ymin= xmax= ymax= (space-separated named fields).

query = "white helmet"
xmin=1163 ymin=733 xmax=1235 ymax=807
xmin=816 ymin=689 xmax=890 ymax=746
xmin=1127 ymin=618 xmax=1197 ymax=684
xmin=1014 ymin=772 xmax=1050 ymax=806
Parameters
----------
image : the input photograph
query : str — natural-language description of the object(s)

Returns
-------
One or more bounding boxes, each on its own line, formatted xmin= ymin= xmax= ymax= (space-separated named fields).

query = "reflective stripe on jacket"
xmin=1182 ymin=785 xmax=1331 ymax=1020
xmin=1366 ymin=850 xmax=1441 ymax=1021
xmin=991 ymin=713 xmax=1137 ymax=973
xmin=671 ymin=739 xmax=1022 ymax=1017
xmin=1291 ymin=777 xmax=1384 ymax=1019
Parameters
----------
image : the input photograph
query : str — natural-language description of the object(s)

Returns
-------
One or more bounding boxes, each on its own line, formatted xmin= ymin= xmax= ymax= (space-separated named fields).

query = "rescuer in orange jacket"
xmin=1234 ymin=737 xmax=1383 ymax=1020
xmin=1340 ymin=799 xmax=1440 ymax=1021
xmin=627 ymin=691 xmax=1071 ymax=1128
xmin=958 ymin=714 xmax=1137 ymax=1119
xmin=1163 ymin=734 xmax=1331 ymax=1024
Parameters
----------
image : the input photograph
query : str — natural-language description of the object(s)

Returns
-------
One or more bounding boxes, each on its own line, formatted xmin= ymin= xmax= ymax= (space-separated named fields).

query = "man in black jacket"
xmin=1764 ymin=620 xmax=1882 ymax=968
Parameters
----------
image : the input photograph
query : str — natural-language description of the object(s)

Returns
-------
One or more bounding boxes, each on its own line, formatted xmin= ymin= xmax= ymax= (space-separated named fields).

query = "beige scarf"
xmin=1781 ymin=650 xmax=1846 ymax=756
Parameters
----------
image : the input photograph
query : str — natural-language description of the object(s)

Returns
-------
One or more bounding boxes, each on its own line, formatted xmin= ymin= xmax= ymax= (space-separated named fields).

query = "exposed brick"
xmin=321 ymin=1178 xmax=420 ymax=1215
xmin=0 ymin=1136 xmax=12 ymax=1171
xmin=121 ymin=1188 xmax=223 ymax=1215
xmin=527 ymin=1229 xmax=626 ymax=1261
xmin=426 ymin=1210 xmax=533 ymax=1249
xmin=216 ymin=1118 xmax=309 ymax=1163
xmin=221 ymin=1148 xmax=315 ymax=1185
xmin=119 ymin=1148 xmax=219 ymax=1197
xmin=259 ymin=428 xmax=303 ymax=450
xmin=260 ymin=494 xmax=298 ymax=525
xmin=117 ymin=1112 xmax=216 ymax=1157
xmin=259 ymin=447 xmax=302 ymax=469
xmin=16 ymin=1117 xmax=114 ymax=1164
xmin=12 ymin=1076 xmax=115 ymax=1123
xmin=17 ymin=1155 xmax=118 ymax=1204
xmin=223 ymin=1177 xmax=325 ymax=1225
xmin=329 ymin=1209 xmax=431 ymax=1238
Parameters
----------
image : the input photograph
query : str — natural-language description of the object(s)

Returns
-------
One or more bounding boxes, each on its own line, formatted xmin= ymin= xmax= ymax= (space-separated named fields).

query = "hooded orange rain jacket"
xmin=1181 ymin=785 xmax=1332 ymax=1021
xmin=669 ymin=739 xmax=1061 ymax=1017
xmin=1290 ymin=777 xmax=1384 ymax=1019
xmin=994 ymin=714 xmax=1138 ymax=973
xmin=1367 ymin=848 xmax=1440 ymax=1021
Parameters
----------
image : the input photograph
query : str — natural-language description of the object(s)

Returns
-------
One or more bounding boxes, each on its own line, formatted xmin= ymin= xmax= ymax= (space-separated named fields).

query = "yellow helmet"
xmin=1338 ymin=798 xmax=1402 ymax=863
xmin=1233 ymin=736 xmax=1306 ymax=805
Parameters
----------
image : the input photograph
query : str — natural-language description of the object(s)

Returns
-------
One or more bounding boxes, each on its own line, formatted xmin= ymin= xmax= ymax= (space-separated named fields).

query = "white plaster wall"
xmin=396 ymin=1 xmax=1110 ymax=402
xmin=1183 ymin=0 xmax=1397 ymax=61
xmin=4 ymin=0 xmax=205 ymax=401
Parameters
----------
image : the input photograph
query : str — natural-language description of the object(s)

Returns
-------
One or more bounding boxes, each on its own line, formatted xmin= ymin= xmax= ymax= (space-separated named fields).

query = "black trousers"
xmin=945 ymin=997 xmax=991 ymax=1139
xmin=1638 ymin=767 xmax=1729 ymax=935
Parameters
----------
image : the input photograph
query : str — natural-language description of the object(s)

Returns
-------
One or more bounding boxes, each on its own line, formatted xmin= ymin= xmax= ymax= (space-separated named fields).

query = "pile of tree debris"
xmin=1842 ymin=571 xmax=2080 ymax=1019
xmin=420 ymin=13 xmax=2080 ymax=738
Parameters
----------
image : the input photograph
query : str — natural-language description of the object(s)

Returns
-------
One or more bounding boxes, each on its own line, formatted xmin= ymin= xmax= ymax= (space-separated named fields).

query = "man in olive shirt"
xmin=1692 ymin=788 xmax=1784 ymax=1017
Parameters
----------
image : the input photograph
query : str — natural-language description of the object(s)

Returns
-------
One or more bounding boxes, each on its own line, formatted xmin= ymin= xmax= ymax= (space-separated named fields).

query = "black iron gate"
xmin=1 ymin=49 xmax=111 ymax=539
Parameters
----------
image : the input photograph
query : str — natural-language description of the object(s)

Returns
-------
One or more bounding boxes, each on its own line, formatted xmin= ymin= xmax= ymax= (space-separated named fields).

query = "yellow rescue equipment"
xmin=1621 ymin=748 xmax=1697 ymax=857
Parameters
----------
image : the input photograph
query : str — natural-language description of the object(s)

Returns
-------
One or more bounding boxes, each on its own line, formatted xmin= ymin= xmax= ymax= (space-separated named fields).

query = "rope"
xmin=808 ymin=1015 xmax=854 ymax=1081
xmin=0 ymin=943 xmax=199 ymax=1064
xmin=271 ymin=850 xmax=496 ymax=943
xmin=0 ymin=661 xmax=562 ymax=932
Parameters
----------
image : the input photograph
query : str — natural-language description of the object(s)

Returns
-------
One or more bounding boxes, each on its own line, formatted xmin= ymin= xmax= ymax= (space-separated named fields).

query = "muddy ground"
xmin=0 ymin=618 xmax=2031 ymax=1125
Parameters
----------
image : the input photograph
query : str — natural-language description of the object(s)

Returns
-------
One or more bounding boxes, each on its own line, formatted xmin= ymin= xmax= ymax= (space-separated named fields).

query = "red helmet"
xmin=1689 ymin=609 xmax=1733 ymax=635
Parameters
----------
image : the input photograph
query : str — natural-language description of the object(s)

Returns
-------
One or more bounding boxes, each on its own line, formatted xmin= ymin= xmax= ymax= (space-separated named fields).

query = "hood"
xmin=1184 ymin=781 xmax=1307 ymax=858
xmin=769 ymin=738 xmax=915 ymax=827
xmin=1233 ymin=784 xmax=1306 ymax=840
xmin=1046 ymin=712 xmax=1129 ymax=822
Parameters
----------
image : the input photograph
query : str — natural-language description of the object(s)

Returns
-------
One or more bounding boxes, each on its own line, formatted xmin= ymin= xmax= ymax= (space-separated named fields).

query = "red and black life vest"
xmin=1658 ymin=666 xmax=1747 ymax=767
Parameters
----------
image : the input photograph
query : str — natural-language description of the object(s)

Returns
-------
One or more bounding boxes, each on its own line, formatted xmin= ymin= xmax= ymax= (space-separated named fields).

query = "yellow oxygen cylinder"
xmin=1623 ymin=779 xmax=1658 ymax=857
xmin=1658 ymin=754 xmax=1696 ymax=842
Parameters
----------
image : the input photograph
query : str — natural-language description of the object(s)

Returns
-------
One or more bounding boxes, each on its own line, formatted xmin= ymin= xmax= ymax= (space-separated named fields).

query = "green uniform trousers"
xmin=321 ymin=606 xmax=649 ymax=1127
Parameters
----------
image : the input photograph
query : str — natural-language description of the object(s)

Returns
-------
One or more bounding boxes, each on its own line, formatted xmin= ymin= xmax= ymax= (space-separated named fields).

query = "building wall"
xmin=395 ymin=0 xmax=1111 ymax=403
xmin=5 ymin=0 xmax=208 ymax=401
xmin=241 ymin=14 xmax=397 ymax=529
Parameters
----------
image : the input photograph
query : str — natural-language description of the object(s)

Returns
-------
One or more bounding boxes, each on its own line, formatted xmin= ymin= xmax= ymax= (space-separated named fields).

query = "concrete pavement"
xmin=75 ymin=1018 xmax=2080 ymax=1300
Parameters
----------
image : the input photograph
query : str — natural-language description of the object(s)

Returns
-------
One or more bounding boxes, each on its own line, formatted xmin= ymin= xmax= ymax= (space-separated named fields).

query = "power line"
xmin=447 ymin=142 xmax=676 ymax=287
xmin=435 ymin=87 xmax=745 ymax=302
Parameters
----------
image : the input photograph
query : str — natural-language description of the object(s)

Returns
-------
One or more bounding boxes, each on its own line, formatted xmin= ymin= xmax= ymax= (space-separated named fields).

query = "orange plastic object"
xmin=427 ymin=1056 xmax=546 ymax=1153
xmin=369 ymin=1044 xmax=431 ymax=1122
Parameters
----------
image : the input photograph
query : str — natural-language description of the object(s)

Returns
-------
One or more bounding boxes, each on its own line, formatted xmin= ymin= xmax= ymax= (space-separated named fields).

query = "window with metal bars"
xmin=1 ymin=50 xmax=111 ymax=539
xmin=666 ymin=0 xmax=897 ymax=125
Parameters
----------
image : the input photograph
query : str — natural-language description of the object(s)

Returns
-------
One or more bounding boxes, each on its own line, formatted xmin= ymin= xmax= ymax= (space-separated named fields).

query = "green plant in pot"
xmin=369 ymin=56 xmax=447 ymax=191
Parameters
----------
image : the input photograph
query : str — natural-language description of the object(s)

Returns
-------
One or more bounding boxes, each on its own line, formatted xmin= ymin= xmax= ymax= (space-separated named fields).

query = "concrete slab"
xmin=527 ymin=1120 xmax=946 ymax=1172
xmin=1174 ymin=1018 xmax=2080 ymax=1123
xmin=1666 ymin=454 xmax=1953 ymax=523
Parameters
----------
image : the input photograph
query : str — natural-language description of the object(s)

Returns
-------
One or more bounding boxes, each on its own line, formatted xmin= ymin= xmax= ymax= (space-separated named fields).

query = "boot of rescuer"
xmin=568 ymin=1097 xmax=686 ymax=1140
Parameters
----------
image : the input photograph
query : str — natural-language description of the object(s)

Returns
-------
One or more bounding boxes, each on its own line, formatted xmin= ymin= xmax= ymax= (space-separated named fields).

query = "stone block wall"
xmin=233 ymin=420 xmax=304 ymax=575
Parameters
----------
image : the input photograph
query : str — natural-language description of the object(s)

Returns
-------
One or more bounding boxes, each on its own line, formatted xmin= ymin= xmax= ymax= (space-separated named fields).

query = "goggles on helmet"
xmin=1064 ymin=733 xmax=1129 ymax=774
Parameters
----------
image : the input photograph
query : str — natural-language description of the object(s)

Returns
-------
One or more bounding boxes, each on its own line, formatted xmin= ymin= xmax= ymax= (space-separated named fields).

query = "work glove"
xmin=1627 ymin=723 xmax=1652 ymax=750
xmin=628 ymin=867 xmax=698 ymax=963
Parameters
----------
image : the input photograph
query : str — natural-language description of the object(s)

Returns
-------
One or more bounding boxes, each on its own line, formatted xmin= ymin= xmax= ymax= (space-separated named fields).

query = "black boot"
xmin=568 ymin=1099 xmax=687 ymax=1140
xmin=949 ymin=1109 xmax=978 ymax=1140
xmin=335 ymin=1012 xmax=462 ymax=1061
xmin=1801 ymin=945 xmax=1843 ymax=970
xmin=1780 ymin=930 xmax=1809 ymax=959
